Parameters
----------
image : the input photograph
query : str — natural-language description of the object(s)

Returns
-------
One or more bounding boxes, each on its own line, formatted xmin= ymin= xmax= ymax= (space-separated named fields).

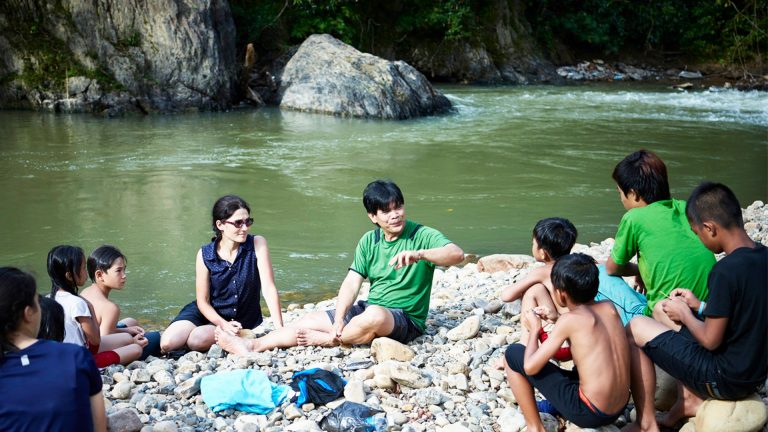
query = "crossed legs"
xmin=216 ymin=305 xmax=395 ymax=354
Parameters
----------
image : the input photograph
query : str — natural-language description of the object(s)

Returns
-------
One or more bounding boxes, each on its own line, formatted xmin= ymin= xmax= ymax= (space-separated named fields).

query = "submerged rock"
xmin=275 ymin=34 xmax=451 ymax=119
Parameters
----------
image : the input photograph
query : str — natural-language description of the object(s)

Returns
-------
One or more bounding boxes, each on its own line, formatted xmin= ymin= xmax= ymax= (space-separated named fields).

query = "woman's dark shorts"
xmin=326 ymin=300 xmax=424 ymax=344
xmin=170 ymin=301 xmax=212 ymax=327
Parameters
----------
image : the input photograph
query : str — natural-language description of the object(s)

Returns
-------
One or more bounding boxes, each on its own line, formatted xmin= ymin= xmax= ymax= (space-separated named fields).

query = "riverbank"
xmin=99 ymin=200 xmax=768 ymax=432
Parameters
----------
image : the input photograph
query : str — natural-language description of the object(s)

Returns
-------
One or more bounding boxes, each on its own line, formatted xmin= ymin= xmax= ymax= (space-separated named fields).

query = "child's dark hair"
xmin=363 ymin=180 xmax=405 ymax=215
xmin=37 ymin=296 xmax=65 ymax=342
xmin=551 ymin=253 xmax=599 ymax=304
xmin=47 ymin=245 xmax=85 ymax=298
xmin=533 ymin=218 xmax=578 ymax=259
xmin=686 ymin=182 xmax=744 ymax=230
xmin=211 ymin=195 xmax=251 ymax=242
xmin=0 ymin=267 xmax=38 ymax=362
xmin=612 ymin=149 xmax=671 ymax=204
xmin=88 ymin=244 xmax=127 ymax=282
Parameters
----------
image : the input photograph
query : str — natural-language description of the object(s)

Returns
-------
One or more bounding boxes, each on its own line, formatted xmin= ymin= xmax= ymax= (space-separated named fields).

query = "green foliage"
xmin=525 ymin=0 xmax=766 ymax=65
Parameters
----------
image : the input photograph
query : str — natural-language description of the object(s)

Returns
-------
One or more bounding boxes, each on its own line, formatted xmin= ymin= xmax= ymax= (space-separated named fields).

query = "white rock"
xmin=447 ymin=316 xmax=481 ymax=341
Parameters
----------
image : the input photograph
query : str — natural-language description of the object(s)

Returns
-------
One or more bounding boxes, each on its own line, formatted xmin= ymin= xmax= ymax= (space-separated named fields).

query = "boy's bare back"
xmin=559 ymin=301 xmax=630 ymax=413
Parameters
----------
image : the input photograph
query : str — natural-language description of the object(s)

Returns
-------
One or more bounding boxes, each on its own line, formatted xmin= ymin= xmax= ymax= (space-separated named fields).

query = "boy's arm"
xmin=501 ymin=267 xmax=544 ymax=302
xmin=662 ymin=298 xmax=728 ymax=350
xmin=522 ymin=310 xmax=573 ymax=375
xmin=97 ymin=302 xmax=121 ymax=335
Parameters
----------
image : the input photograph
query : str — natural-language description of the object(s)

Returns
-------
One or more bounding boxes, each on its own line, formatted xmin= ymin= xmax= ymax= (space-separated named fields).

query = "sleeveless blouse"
xmin=202 ymin=234 xmax=263 ymax=328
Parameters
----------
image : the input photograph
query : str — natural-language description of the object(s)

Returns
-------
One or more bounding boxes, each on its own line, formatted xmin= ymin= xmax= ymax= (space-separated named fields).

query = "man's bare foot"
xmin=657 ymin=392 xmax=700 ymax=428
xmin=296 ymin=328 xmax=339 ymax=347
xmin=214 ymin=327 xmax=252 ymax=356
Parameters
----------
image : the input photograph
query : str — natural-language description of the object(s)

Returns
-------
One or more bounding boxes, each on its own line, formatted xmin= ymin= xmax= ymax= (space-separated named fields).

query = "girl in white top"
xmin=48 ymin=245 xmax=146 ymax=366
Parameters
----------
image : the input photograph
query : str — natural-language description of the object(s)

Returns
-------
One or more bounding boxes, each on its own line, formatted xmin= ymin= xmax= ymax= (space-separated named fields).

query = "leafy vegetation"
xmin=228 ymin=0 xmax=765 ymax=69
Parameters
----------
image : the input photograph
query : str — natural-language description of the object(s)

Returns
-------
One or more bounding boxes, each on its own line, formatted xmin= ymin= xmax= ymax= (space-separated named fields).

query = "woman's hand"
xmin=219 ymin=320 xmax=242 ymax=336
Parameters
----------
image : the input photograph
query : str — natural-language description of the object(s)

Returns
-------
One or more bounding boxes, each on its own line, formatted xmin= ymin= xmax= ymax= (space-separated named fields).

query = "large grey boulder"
xmin=0 ymin=0 xmax=237 ymax=114
xmin=275 ymin=34 xmax=451 ymax=119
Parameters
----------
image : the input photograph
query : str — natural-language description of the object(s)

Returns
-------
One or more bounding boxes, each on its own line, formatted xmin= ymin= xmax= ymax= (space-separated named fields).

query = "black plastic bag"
xmin=319 ymin=401 xmax=384 ymax=432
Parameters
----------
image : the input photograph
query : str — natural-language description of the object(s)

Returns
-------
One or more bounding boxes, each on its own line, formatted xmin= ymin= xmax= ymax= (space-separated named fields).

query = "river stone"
xmin=107 ymin=408 xmax=143 ymax=432
xmin=390 ymin=363 xmax=432 ymax=388
xmin=477 ymin=254 xmax=535 ymax=272
xmin=438 ymin=424 xmax=472 ymax=432
xmin=693 ymin=394 xmax=767 ymax=432
xmin=654 ymin=365 xmax=678 ymax=411
xmin=447 ymin=316 xmax=481 ymax=341
xmin=564 ymin=424 xmax=620 ymax=431
xmin=275 ymin=34 xmax=451 ymax=119
xmin=371 ymin=337 xmax=416 ymax=362
xmin=152 ymin=421 xmax=179 ymax=432
xmin=343 ymin=379 xmax=366 ymax=403
xmin=174 ymin=375 xmax=203 ymax=399
xmin=234 ymin=414 xmax=266 ymax=432
xmin=112 ymin=381 xmax=133 ymax=399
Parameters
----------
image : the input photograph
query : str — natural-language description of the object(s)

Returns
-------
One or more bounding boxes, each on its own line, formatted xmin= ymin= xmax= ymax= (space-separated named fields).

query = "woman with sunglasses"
xmin=160 ymin=195 xmax=284 ymax=353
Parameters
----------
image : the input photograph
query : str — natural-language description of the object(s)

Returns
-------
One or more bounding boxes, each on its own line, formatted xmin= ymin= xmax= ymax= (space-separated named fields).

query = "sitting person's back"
xmin=606 ymin=150 xmax=715 ymax=324
xmin=0 ymin=267 xmax=106 ymax=432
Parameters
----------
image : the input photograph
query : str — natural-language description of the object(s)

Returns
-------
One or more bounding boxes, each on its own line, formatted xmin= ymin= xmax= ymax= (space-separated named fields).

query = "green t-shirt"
xmin=611 ymin=199 xmax=715 ymax=315
xmin=350 ymin=220 xmax=452 ymax=330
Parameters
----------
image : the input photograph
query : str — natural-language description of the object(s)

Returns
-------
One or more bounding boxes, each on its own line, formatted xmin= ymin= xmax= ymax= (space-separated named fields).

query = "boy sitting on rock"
xmin=503 ymin=253 xmax=631 ymax=431
xmin=623 ymin=182 xmax=767 ymax=432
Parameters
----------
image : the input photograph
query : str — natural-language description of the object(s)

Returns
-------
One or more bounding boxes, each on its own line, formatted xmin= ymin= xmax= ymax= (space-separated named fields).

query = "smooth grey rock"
xmin=276 ymin=34 xmax=451 ymax=119
xmin=107 ymin=408 xmax=143 ymax=432
xmin=152 ymin=420 xmax=179 ymax=432
xmin=111 ymin=381 xmax=133 ymax=400
xmin=447 ymin=316 xmax=481 ymax=341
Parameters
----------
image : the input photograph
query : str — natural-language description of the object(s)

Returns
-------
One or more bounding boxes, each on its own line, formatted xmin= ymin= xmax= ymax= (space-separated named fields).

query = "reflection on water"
xmin=1 ymin=84 xmax=766 ymax=327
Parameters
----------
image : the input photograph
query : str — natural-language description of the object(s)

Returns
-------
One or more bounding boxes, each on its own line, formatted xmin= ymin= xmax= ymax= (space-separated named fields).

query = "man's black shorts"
xmin=326 ymin=300 xmax=423 ymax=344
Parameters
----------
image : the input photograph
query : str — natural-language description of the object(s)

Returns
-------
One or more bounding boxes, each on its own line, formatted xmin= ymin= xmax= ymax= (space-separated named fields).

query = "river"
xmin=1 ymin=83 xmax=765 ymax=327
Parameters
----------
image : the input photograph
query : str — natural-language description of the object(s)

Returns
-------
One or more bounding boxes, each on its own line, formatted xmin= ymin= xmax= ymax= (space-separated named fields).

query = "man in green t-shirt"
xmin=215 ymin=180 xmax=464 ymax=354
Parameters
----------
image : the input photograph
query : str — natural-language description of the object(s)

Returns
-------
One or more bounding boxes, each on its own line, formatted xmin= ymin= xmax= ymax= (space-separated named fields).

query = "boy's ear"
xmin=702 ymin=221 xmax=718 ymax=238
xmin=95 ymin=268 xmax=104 ymax=281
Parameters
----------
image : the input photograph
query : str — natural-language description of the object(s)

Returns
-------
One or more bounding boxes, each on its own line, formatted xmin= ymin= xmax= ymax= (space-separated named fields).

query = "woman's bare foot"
xmin=214 ymin=327 xmax=252 ymax=356
xmin=296 ymin=328 xmax=339 ymax=347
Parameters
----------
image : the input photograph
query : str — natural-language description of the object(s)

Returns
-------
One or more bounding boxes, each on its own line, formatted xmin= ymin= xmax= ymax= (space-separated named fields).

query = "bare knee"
xmin=160 ymin=322 xmax=194 ymax=352
xmin=120 ymin=317 xmax=139 ymax=327
xmin=187 ymin=327 xmax=215 ymax=352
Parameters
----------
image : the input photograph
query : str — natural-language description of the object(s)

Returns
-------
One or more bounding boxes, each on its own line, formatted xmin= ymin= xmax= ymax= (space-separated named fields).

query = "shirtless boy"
xmin=504 ymin=253 xmax=630 ymax=430
xmin=81 ymin=245 xmax=161 ymax=359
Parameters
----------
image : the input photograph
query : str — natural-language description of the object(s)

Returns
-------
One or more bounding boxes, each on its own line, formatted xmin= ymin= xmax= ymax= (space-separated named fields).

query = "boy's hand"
xmin=133 ymin=334 xmax=148 ymax=348
xmin=125 ymin=326 xmax=145 ymax=336
xmin=669 ymin=288 xmax=700 ymax=310
xmin=662 ymin=297 xmax=691 ymax=323
xmin=526 ymin=309 xmax=544 ymax=333
xmin=633 ymin=275 xmax=646 ymax=295
xmin=533 ymin=306 xmax=556 ymax=323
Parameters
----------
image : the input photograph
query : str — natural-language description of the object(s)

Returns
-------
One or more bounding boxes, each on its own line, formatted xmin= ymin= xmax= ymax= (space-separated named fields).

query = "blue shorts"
xmin=594 ymin=265 xmax=646 ymax=326
xmin=643 ymin=328 xmax=761 ymax=400
xmin=505 ymin=344 xmax=625 ymax=428
xmin=326 ymin=300 xmax=424 ymax=344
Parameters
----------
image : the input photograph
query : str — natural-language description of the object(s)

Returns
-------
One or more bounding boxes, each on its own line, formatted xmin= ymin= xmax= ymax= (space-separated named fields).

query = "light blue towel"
xmin=594 ymin=264 xmax=647 ymax=326
xmin=201 ymin=369 xmax=291 ymax=414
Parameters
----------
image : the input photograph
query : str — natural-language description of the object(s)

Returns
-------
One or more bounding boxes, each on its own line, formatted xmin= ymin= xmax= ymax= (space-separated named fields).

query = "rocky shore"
xmin=102 ymin=201 xmax=768 ymax=432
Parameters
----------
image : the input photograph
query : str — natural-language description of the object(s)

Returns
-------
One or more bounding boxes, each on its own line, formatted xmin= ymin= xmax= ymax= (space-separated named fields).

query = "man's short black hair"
xmin=533 ymin=218 xmax=577 ymax=259
xmin=686 ymin=181 xmax=744 ymax=229
xmin=612 ymin=149 xmax=671 ymax=204
xmin=363 ymin=180 xmax=404 ymax=214
xmin=551 ymin=253 xmax=599 ymax=304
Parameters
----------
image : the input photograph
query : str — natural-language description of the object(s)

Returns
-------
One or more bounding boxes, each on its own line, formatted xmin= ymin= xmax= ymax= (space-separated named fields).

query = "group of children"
xmin=501 ymin=151 xmax=767 ymax=432
xmin=47 ymin=244 xmax=161 ymax=368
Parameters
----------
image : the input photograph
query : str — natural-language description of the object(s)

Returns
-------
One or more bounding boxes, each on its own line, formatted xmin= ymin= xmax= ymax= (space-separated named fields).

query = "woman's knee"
xmin=187 ymin=326 xmax=215 ymax=351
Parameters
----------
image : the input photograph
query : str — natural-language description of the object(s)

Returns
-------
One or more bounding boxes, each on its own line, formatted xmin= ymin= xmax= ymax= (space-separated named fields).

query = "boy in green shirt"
xmin=606 ymin=150 xmax=714 ymax=328
xmin=216 ymin=180 xmax=464 ymax=354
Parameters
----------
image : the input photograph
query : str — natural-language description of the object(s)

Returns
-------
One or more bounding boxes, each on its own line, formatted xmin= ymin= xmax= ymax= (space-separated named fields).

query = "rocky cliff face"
xmin=0 ymin=0 xmax=238 ymax=115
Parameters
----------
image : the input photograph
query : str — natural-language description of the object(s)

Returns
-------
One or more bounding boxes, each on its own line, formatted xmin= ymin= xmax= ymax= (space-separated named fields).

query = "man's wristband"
xmin=697 ymin=301 xmax=706 ymax=317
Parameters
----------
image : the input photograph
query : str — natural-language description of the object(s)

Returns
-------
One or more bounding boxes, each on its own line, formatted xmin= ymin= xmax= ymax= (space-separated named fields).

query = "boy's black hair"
xmin=686 ymin=182 xmax=744 ymax=229
xmin=551 ymin=253 xmax=599 ymax=304
xmin=87 ymin=244 xmax=127 ymax=282
xmin=37 ymin=295 xmax=65 ymax=342
xmin=612 ymin=149 xmax=671 ymax=204
xmin=363 ymin=180 xmax=404 ymax=214
xmin=533 ymin=218 xmax=578 ymax=259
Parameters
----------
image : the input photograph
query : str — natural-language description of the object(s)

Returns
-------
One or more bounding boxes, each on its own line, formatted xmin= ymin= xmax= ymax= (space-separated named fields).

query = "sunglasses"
xmin=222 ymin=217 xmax=254 ymax=229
